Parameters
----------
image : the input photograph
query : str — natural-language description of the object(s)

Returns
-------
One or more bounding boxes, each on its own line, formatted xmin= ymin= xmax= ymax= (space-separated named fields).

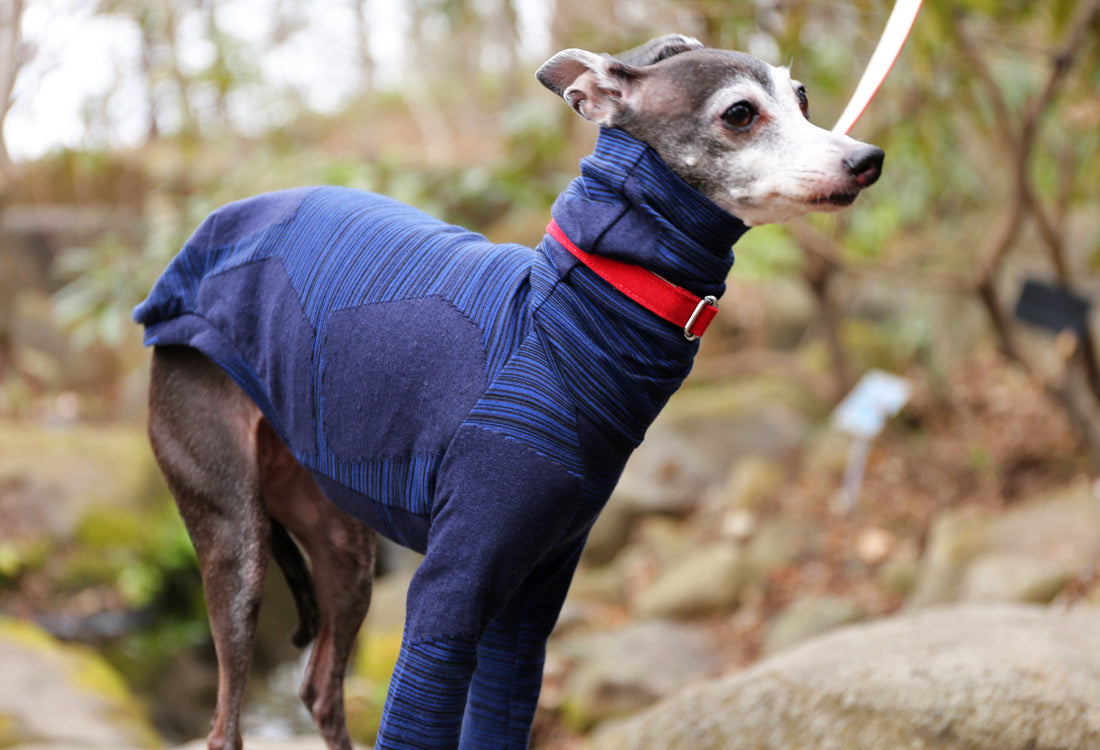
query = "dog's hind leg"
xmin=148 ymin=346 xmax=270 ymax=750
xmin=256 ymin=419 xmax=376 ymax=750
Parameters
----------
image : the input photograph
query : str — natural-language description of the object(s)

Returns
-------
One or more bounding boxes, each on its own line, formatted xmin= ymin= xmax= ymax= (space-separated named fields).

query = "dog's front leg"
xmin=375 ymin=426 xmax=585 ymax=749
xmin=460 ymin=542 xmax=584 ymax=748
xmin=375 ymin=633 xmax=479 ymax=749
xmin=374 ymin=545 xmax=581 ymax=750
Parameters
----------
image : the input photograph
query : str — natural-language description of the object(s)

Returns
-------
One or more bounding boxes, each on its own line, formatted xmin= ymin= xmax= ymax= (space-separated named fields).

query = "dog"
xmin=135 ymin=34 xmax=882 ymax=750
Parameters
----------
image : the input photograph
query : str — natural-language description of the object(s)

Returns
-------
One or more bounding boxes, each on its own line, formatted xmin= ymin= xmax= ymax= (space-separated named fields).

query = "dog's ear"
xmin=536 ymin=49 xmax=642 ymax=126
xmin=612 ymin=34 xmax=703 ymax=67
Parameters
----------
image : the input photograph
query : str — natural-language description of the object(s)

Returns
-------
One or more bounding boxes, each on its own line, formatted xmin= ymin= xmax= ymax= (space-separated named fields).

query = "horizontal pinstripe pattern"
xmin=376 ymin=635 xmax=478 ymax=750
xmin=135 ymin=126 xmax=750 ymax=749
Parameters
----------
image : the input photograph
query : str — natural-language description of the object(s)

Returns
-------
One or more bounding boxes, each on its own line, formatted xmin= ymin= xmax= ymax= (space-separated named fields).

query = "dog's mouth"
xmin=811 ymin=190 xmax=860 ymax=207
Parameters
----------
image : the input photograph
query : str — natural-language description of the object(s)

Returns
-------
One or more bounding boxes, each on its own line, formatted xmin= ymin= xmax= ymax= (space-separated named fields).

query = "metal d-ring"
xmin=683 ymin=295 xmax=718 ymax=341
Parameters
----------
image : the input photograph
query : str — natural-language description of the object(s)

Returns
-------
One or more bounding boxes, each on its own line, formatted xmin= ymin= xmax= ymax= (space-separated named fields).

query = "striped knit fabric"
xmin=377 ymin=635 xmax=478 ymax=749
xmin=134 ymin=126 xmax=748 ymax=749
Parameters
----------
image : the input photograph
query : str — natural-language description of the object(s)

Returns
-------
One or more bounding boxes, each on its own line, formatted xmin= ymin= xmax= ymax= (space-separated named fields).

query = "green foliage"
xmin=732 ymin=224 xmax=804 ymax=280
xmin=66 ymin=499 xmax=197 ymax=609
xmin=53 ymin=237 xmax=145 ymax=350
xmin=0 ymin=538 xmax=49 ymax=585
xmin=52 ymin=201 xmax=186 ymax=353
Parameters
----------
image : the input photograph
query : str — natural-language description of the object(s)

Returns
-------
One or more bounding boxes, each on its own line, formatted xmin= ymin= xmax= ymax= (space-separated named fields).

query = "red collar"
xmin=546 ymin=220 xmax=719 ymax=340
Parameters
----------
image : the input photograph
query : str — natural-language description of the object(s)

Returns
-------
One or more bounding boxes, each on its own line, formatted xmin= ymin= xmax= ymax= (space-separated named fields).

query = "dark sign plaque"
xmin=1013 ymin=279 xmax=1091 ymax=336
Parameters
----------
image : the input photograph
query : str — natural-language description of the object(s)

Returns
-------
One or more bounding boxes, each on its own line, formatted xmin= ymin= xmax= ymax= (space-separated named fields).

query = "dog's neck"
xmin=544 ymin=127 xmax=749 ymax=300
xmin=528 ymin=129 xmax=751 ymax=453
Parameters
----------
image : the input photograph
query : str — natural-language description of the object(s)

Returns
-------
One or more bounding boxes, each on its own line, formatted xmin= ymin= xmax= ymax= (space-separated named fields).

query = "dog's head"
xmin=537 ymin=35 xmax=884 ymax=226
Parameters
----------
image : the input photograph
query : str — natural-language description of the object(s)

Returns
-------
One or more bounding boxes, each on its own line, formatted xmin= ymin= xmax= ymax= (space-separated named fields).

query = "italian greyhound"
xmin=137 ymin=35 xmax=882 ymax=750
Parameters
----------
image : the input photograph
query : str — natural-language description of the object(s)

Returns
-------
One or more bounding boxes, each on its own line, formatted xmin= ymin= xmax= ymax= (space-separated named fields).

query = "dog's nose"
xmin=844 ymin=145 xmax=884 ymax=188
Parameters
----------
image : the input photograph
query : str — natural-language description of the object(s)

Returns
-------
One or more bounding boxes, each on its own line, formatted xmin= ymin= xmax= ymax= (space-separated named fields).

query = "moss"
xmin=345 ymin=676 xmax=388 ymax=747
xmin=60 ymin=496 xmax=197 ymax=607
xmin=0 ymin=537 xmax=50 ymax=583
xmin=0 ymin=616 xmax=58 ymax=652
xmin=346 ymin=626 xmax=403 ymax=745
xmin=0 ymin=712 xmax=30 ymax=748
xmin=75 ymin=506 xmax=150 ymax=553
xmin=68 ymin=641 xmax=137 ymax=701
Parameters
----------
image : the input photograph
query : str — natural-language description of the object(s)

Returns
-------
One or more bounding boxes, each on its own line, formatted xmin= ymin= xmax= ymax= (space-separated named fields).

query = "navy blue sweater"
xmin=135 ymin=127 xmax=748 ymax=748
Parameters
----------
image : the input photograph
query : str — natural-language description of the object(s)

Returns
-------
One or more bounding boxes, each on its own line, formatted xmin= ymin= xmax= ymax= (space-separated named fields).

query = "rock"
xmin=959 ymin=553 xmax=1068 ymax=604
xmin=908 ymin=511 xmax=988 ymax=606
xmin=364 ymin=567 xmax=413 ymax=631
xmin=707 ymin=456 xmax=785 ymax=514
xmin=581 ymin=497 xmax=639 ymax=566
xmin=582 ymin=380 xmax=812 ymax=566
xmin=554 ymin=620 xmax=720 ymax=731
xmin=0 ymin=616 xmax=161 ymax=748
xmin=876 ymin=543 xmax=921 ymax=597
xmin=910 ymin=480 xmax=1100 ymax=607
xmin=761 ymin=594 xmax=862 ymax=655
xmin=565 ymin=561 xmax=628 ymax=607
xmin=632 ymin=542 xmax=748 ymax=619
xmin=688 ymin=456 xmax=785 ymax=544
xmin=616 ymin=379 xmax=813 ymax=511
xmin=630 ymin=515 xmax=691 ymax=568
xmin=745 ymin=517 xmax=821 ymax=577
xmin=593 ymin=604 xmax=1100 ymax=750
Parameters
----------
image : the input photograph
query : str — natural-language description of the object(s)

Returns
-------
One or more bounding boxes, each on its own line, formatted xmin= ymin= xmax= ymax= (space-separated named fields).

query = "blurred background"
xmin=0 ymin=1 xmax=1098 ymax=748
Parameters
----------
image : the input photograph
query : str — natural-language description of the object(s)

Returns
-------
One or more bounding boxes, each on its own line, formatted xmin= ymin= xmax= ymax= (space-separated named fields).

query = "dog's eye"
xmin=796 ymin=85 xmax=809 ymax=119
xmin=721 ymin=101 xmax=757 ymax=129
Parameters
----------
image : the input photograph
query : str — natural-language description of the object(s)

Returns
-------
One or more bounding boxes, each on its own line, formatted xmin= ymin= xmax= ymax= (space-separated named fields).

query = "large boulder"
xmin=593 ymin=604 xmax=1100 ymax=750
xmin=552 ymin=620 xmax=721 ymax=731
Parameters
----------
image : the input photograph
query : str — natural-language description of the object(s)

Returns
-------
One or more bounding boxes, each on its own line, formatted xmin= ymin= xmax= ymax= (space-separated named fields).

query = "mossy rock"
xmin=0 ymin=616 xmax=162 ymax=748
xmin=633 ymin=543 xmax=750 ymax=619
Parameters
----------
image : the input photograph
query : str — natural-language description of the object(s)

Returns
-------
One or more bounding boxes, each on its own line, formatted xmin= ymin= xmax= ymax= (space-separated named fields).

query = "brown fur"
xmin=149 ymin=345 xmax=375 ymax=750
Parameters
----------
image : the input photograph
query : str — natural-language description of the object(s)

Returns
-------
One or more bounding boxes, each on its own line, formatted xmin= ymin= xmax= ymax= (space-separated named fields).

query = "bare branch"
xmin=954 ymin=0 xmax=1100 ymax=459
xmin=0 ymin=0 xmax=26 ymax=189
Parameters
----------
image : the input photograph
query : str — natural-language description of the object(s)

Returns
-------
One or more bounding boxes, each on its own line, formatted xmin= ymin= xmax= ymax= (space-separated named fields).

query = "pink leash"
xmin=833 ymin=0 xmax=924 ymax=135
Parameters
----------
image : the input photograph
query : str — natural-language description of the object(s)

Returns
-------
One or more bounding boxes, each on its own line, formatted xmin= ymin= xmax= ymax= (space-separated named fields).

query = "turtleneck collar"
xmin=546 ymin=127 xmax=750 ymax=299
